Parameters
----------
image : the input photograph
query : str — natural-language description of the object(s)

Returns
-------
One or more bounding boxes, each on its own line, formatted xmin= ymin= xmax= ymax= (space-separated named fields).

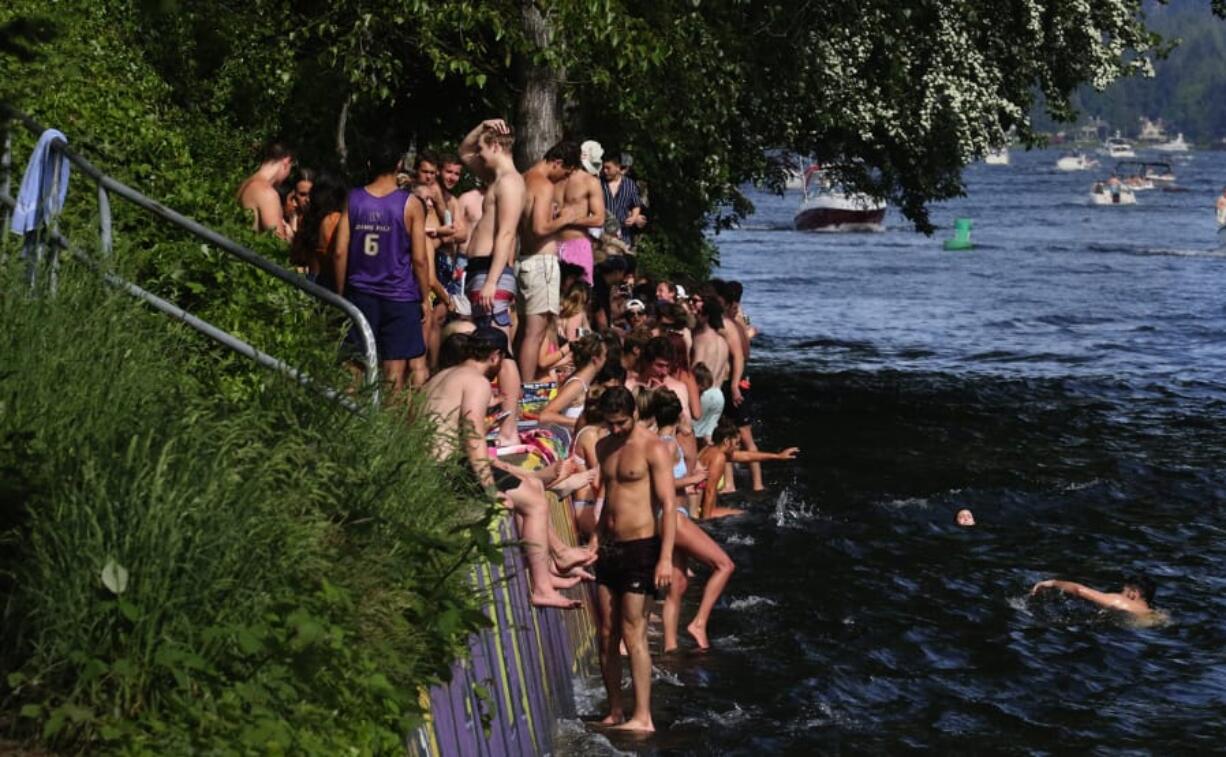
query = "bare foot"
xmin=563 ymin=566 xmax=595 ymax=581
xmin=596 ymin=712 xmax=625 ymax=727
xmin=609 ymin=717 xmax=654 ymax=734
xmin=555 ymin=546 xmax=597 ymax=572
xmin=551 ymin=574 xmax=582 ymax=589
xmin=752 ymin=486 xmax=767 ymax=493
xmin=496 ymin=432 xmax=519 ymax=448
xmin=662 ymin=644 xmax=679 ymax=654
xmin=531 ymin=590 xmax=581 ymax=609
xmin=686 ymin=621 xmax=710 ymax=650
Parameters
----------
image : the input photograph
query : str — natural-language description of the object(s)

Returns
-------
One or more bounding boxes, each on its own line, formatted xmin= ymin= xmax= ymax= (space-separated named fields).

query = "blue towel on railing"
xmin=10 ymin=128 xmax=70 ymax=235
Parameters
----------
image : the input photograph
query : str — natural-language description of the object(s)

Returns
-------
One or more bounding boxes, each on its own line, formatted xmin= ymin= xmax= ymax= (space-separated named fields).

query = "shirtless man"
xmin=711 ymin=279 xmax=762 ymax=492
xmin=458 ymin=184 xmax=485 ymax=256
xmin=553 ymin=140 xmax=606 ymax=286
xmin=518 ymin=141 xmax=583 ymax=381
xmin=592 ymin=387 xmax=677 ymax=733
xmin=458 ymin=119 xmax=526 ymax=445
xmin=236 ymin=141 xmax=294 ymax=239
xmin=1216 ymin=187 xmax=1226 ymax=226
xmin=1031 ymin=574 xmax=1161 ymax=623
xmin=422 ymin=328 xmax=593 ymax=609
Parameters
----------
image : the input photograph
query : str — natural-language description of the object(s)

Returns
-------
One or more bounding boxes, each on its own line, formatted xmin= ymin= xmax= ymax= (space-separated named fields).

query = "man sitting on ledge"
xmin=423 ymin=328 xmax=594 ymax=609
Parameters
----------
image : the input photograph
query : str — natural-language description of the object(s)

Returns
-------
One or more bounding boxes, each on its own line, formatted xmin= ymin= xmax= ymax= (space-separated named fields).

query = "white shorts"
xmin=515 ymin=254 xmax=561 ymax=315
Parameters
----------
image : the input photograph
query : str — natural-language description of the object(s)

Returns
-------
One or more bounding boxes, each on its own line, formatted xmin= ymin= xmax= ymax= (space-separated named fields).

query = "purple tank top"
xmin=345 ymin=187 xmax=421 ymax=301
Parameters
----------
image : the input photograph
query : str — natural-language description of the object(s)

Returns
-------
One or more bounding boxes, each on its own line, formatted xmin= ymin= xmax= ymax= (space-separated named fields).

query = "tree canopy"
xmin=7 ymin=0 xmax=1182 ymax=270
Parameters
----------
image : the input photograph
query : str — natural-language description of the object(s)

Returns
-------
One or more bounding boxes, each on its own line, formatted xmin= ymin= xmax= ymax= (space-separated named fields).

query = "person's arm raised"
xmin=649 ymin=439 xmax=677 ymax=591
xmin=1031 ymin=579 xmax=1130 ymax=611
xmin=459 ymin=118 xmax=506 ymax=178
xmin=332 ymin=198 xmax=350 ymax=297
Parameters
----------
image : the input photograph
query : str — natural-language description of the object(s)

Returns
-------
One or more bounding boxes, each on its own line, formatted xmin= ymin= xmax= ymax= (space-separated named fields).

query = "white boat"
xmin=1153 ymin=133 xmax=1190 ymax=153
xmin=984 ymin=148 xmax=1010 ymax=166
xmin=1142 ymin=161 xmax=1177 ymax=188
xmin=1056 ymin=152 xmax=1098 ymax=171
xmin=794 ymin=168 xmax=886 ymax=232
xmin=1090 ymin=181 xmax=1137 ymax=206
xmin=1100 ymin=136 xmax=1137 ymax=159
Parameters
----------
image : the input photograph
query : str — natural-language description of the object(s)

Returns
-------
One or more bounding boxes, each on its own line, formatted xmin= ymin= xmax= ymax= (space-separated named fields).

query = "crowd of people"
xmin=235 ymin=119 xmax=799 ymax=733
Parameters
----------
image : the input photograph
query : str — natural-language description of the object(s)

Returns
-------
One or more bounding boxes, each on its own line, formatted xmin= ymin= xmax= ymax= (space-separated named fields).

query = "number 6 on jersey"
xmin=363 ymin=233 xmax=379 ymax=256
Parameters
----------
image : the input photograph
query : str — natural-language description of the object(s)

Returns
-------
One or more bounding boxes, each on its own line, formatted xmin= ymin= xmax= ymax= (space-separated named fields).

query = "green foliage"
xmin=0 ymin=270 xmax=500 ymax=752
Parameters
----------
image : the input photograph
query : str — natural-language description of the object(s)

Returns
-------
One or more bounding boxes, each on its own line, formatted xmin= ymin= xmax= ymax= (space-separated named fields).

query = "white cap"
xmin=675 ymin=284 xmax=688 ymax=300
xmin=580 ymin=140 xmax=604 ymax=175
xmin=626 ymin=299 xmax=646 ymax=313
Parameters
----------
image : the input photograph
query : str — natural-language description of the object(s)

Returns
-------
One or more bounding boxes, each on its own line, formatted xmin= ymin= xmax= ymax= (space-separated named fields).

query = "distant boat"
xmin=984 ymin=148 xmax=1010 ymax=166
xmin=1090 ymin=181 xmax=1137 ymax=206
xmin=1142 ymin=161 xmax=1177 ymax=188
xmin=1152 ymin=133 xmax=1190 ymax=153
xmin=1056 ymin=152 xmax=1098 ymax=171
xmin=1100 ymin=136 xmax=1137 ymax=159
xmin=794 ymin=167 xmax=886 ymax=232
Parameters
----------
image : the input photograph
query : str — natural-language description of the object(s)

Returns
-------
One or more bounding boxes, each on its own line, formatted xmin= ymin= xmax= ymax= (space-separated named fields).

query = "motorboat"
xmin=1100 ymin=136 xmax=1137 ymax=159
xmin=1153 ymin=133 xmax=1190 ymax=153
xmin=794 ymin=167 xmax=886 ymax=232
xmin=1090 ymin=180 xmax=1137 ymax=206
xmin=1056 ymin=152 xmax=1098 ymax=171
xmin=984 ymin=148 xmax=1010 ymax=166
xmin=1142 ymin=161 xmax=1177 ymax=188
xmin=1113 ymin=161 xmax=1155 ymax=191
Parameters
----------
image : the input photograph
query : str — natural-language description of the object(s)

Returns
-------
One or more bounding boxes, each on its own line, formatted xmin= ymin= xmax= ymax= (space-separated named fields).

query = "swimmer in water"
xmin=955 ymin=509 xmax=975 ymax=527
xmin=1030 ymin=574 xmax=1164 ymax=625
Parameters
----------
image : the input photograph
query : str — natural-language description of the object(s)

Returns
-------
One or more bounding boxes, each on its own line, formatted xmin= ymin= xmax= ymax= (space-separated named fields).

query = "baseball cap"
xmin=580 ymin=140 xmax=604 ymax=175
xmin=626 ymin=299 xmax=647 ymax=313
xmin=675 ymin=284 xmax=688 ymax=300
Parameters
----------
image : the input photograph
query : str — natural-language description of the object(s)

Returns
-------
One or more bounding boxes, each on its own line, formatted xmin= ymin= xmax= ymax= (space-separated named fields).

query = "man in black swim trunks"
xmin=592 ymin=387 xmax=678 ymax=733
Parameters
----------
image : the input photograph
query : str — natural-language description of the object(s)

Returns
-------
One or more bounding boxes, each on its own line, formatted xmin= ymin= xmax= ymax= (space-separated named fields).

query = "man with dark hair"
xmin=592 ymin=386 xmax=677 ymax=733
xmin=516 ymin=140 xmax=582 ymax=380
xmin=1031 ymin=575 xmax=1162 ymax=622
xmin=237 ymin=140 xmax=295 ymax=239
xmin=711 ymin=279 xmax=761 ymax=492
xmin=332 ymin=137 xmax=432 ymax=394
xmin=423 ymin=327 xmax=592 ymax=609
xmin=601 ymin=154 xmax=646 ymax=245
xmin=691 ymin=295 xmax=730 ymax=388
xmin=553 ymin=140 xmax=606 ymax=286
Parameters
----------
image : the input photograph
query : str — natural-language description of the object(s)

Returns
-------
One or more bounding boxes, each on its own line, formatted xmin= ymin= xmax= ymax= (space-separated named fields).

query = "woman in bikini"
xmin=648 ymin=389 xmax=736 ymax=653
xmin=538 ymin=333 xmax=607 ymax=430
xmin=698 ymin=419 xmax=800 ymax=521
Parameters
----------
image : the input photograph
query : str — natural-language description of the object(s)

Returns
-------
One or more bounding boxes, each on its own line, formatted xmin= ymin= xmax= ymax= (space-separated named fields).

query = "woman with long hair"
xmin=289 ymin=170 xmax=346 ymax=289
xmin=539 ymin=333 xmax=608 ymax=429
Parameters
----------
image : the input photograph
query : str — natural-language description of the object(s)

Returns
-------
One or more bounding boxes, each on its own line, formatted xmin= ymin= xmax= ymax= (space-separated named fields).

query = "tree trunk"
xmin=514 ymin=1 xmax=561 ymax=170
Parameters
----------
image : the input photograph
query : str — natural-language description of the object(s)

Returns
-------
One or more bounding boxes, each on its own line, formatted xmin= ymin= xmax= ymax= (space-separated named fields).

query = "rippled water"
xmin=566 ymin=148 xmax=1226 ymax=753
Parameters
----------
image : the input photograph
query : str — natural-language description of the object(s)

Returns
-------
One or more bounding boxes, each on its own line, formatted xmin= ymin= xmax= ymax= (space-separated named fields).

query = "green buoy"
xmin=944 ymin=218 xmax=974 ymax=250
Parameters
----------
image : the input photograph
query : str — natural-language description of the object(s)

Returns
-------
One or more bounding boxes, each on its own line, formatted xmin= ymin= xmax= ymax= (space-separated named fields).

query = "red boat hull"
xmin=794 ymin=206 xmax=886 ymax=232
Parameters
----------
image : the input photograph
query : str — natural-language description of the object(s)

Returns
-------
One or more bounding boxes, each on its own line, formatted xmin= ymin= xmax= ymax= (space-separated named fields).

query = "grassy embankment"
xmin=1 ymin=1 xmax=499 ymax=752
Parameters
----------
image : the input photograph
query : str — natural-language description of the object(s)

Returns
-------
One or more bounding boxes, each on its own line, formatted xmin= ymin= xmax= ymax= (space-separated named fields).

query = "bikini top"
xmin=660 ymin=434 xmax=688 ymax=480
xmin=561 ymin=375 xmax=590 ymax=419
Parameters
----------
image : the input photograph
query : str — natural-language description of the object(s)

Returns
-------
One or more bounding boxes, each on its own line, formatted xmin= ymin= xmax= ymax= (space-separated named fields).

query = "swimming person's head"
xmin=1122 ymin=574 xmax=1156 ymax=606
xmin=956 ymin=509 xmax=976 ymax=527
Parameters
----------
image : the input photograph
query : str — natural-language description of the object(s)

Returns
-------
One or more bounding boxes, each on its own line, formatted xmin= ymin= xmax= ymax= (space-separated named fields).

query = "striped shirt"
xmin=601 ymin=176 xmax=642 ymax=242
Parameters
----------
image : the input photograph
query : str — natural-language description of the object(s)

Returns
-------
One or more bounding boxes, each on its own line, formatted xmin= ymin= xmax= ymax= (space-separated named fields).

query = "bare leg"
xmin=517 ymin=312 xmax=551 ymax=382
xmin=381 ymin=359 xmax=407 ymax=398
xmin=596 ymin=585 xmax=625 ymax=725
xmin=662 ymin=552 xmax=689 ymax=653
xmin=611 ymin=592 xmax=655 ymax=733
xmin=408 ymin=355 xmax=429 ymax=389
xmin=506 ymin=479 xmax=579 ymax=608
xmin=740 ymin=425 xmax=765 ymax=492
xmin=427 ymin=301 xmax=447 ymax=372
xmin=495 ymin=358 xmax=521 ymax=447
xmin=722 ymin=461 xmax=736 ymax=494
xmin=677 ymin=517 xmax=735 ymax=650
xmin=547 ymin=521 xmax=597 ymax=572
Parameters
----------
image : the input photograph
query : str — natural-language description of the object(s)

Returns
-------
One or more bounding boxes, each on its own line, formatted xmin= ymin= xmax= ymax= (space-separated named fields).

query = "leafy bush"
xmin=0 ymin=268 xmax=498 ymax=752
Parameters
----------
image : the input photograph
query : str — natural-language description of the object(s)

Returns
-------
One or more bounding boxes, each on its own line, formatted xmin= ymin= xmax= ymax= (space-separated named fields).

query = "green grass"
xmin=0 ymin=266 xmax=498 ymax=753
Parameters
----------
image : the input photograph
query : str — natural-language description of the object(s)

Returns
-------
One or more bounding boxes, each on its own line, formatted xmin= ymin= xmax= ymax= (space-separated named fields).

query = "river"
xmin=566 ymin=147 xmax=1226 ymax=754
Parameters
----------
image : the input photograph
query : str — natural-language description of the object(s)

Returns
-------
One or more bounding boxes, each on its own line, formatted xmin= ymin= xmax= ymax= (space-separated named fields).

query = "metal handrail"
xmin=0 ymin=104 xmax=380 ymax=409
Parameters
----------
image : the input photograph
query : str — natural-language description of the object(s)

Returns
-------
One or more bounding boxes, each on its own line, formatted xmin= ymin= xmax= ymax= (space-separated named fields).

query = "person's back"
xmin=344 ymin=184 xmax=420 ymax=301
xmin=423 ymin=362 xmax=487 ymax=461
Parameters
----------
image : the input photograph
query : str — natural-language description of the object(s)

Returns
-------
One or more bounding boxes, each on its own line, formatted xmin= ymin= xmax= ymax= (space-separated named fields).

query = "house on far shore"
xmin=1137 ymin=116 xmax=1169 ymax=143
xmin=1077 ymin=117 xmax=1109 ymax=143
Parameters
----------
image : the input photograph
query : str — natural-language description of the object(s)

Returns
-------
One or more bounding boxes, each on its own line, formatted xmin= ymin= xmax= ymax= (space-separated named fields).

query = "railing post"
xmin=98 ymin=185 xmax=112 ymax=257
